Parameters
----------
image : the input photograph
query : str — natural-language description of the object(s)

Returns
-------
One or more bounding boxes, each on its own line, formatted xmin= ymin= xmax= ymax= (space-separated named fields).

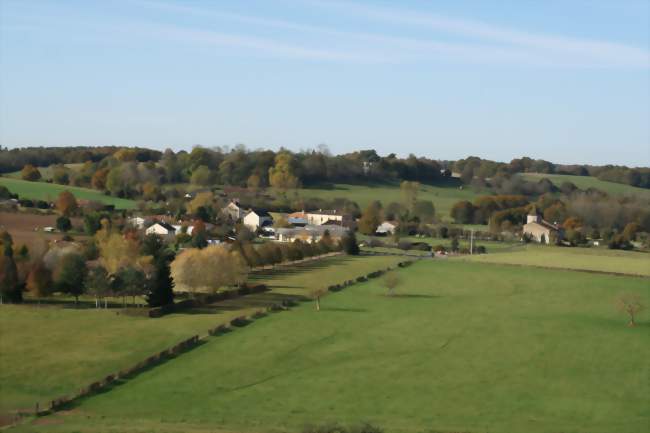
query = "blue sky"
xmin=1 ymin=0 xmax=648 ymax=166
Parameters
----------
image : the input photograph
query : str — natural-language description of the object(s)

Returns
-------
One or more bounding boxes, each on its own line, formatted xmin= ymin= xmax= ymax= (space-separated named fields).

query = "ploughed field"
xmin=12 ymin=259 xmax=649 ymax=433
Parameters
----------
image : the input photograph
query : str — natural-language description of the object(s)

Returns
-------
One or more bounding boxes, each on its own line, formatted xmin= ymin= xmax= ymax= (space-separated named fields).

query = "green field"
xmin=0 ymin=255 xmax=402 ymax=415
xmin=520 ymin=173 xmax=650 ymax=200
xmin=278 ymin=181 xmax=478 ymax=221
xmin=5 ymin=164 xmax=85 ymax=182
xmin=11 ymin=260 xmax=649 ymax=433
xmin=0 ymin=177 xmax=135 ymax=209
xmin=462 ymin=244 xmax=650 ymax=277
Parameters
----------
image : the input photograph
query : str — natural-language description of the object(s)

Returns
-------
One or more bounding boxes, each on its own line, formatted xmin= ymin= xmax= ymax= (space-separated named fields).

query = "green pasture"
xmin=5 ymin=164 xmax=85 ymax=181
xmin=0 ymin=177 xmax=135 ymax=209
xmin=13 ymin=260 xmax=649 ymax=433
xmin=359 ymin=233 xmax=522 ymax=254
xmin=519 ymin=173 xmax=650 ymax=200
xmin=0 ymin=255 xmax=402 ymax=414
xmin=277 ymin=181 xmax=478 ymax=221
xmin=461 ymin=244 xmax=650 ymax=277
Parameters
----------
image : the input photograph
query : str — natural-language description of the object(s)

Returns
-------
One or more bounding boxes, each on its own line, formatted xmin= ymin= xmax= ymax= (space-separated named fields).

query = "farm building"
xmin=244 ymin=209 xmax=273 ymax=230
xmin=288 ymin=211 xmax=308 ymax=227
xmin=222 ymin=200 xmax=245 ymax=221
xmin=145 ymin=222 xmax=176 ymax=239
xmin=127 ymin=216 xmax=146 ymax=229
xmin=376 ymin=221 xmax=398 ymax=235
xmin=276 ymin=225 xmax=348 ymax=243
xmin=523 ymin=209 xmax=561 ymax=244
xmin=305 ymin=210 xmax=352 ymax=227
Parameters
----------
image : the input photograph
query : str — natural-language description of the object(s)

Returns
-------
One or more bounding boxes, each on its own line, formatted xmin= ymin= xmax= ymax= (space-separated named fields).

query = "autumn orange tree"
xmin=20 ymin=164 xmax=41 ymax=181
xmin=56 ymin=191 xmax=78 ymax=217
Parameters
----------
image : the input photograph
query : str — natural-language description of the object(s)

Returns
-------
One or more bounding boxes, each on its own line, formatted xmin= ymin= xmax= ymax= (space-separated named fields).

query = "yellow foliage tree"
xmin=171 ymin=245 xmax=248 ymax=294
xmin=268 ymin=153 xmax=299 ymax=190
xmin=187 ymin=192 xmax=214 ymax=215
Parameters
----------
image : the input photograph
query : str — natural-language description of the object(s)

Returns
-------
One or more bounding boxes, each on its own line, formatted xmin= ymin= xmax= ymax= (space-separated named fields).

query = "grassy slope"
xmin=520 ymin=173 xmax=650 ymax=200
xmin=279 ymin=181 xmax=477 ymax=221
xmin=15 ymin=260 xmax=649 ymax=433
xmin=461 ymin=244 xmax=650 ymax=277
xmin=0 ymin=177 xmax=135 ymax=209
xmin=0 ymin=255 xmax=402 ymax=413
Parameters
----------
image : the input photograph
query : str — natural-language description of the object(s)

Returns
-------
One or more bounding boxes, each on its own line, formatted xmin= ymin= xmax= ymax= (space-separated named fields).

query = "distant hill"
xmin=519 ymin=173 xmax=650 ymax=200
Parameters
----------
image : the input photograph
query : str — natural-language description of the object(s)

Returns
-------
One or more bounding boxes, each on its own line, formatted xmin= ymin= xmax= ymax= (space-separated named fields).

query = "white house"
xmin=376 ymin=221 xmax=397 ymax=235
xmin=243 ymin=209 xmax=273 ymax=231
xmin=127 ymin=216 xmax=146 ymax=229
xmin=222 ymin=200 xmax=245 ymax=221
xmin=305 ymin=210 xmax=352 ymax=227
xmin=145 ymin=222 xmax=176 ymax=239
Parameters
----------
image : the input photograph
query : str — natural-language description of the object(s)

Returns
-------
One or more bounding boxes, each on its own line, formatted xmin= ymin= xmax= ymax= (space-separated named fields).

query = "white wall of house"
xmin=244 ymin=212 xmax=272 ymax=230
xmin=145 ymin=223 xmax=175 ymax=238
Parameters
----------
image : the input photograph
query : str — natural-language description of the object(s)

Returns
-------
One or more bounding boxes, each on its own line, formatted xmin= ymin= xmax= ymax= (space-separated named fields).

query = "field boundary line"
xmin=461 ymin=259 xmax=650 ymax=279
xmin=11 ymin=257 xmax=419 ymax=429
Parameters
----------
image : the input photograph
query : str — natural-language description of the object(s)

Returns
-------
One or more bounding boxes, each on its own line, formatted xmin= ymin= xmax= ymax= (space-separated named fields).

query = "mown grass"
xmin=0 ymin=177 xmax=136 ymax=209
xmin=0 ymin=255 xmax=401 ymax=414
xmin=519 ymin=173 xmax=650 ymax=200
xmin=461 ymin=244 xmax=650 ymax=276
xmin=276 ymin=181 xmax=478 ymax=221
xmin=13 ymin=260 xmax=649 ymax=433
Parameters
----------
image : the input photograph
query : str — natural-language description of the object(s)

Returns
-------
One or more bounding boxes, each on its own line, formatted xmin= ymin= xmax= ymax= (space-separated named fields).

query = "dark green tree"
xmin=56 ymin=216 xmax=72 ymax=232
xmin=0 ymin=232 xmax=22 ymax=303
xmin=146 ymin=256 xmax=175 ymax=307
xmin=55 ymin=253 xmax=87 ymax=305
xmin=341 ymin=232 xmax=360 ymax=256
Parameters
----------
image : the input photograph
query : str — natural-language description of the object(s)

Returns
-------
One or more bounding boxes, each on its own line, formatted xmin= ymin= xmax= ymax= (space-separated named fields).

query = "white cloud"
xmin=131 ymin=0 xmax=650 ymax=67
xmin=308 ymin=0 xmax=650 ymax=68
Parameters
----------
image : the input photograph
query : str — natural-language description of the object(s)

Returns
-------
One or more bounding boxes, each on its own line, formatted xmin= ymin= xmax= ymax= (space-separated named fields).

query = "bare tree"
xmin=311 ymin=288 xmax=326 ymax=311
xmin=616 ymin=294 xmax=645 ymax=327
xmin=383 ymin=272 xmax=401 ymax=297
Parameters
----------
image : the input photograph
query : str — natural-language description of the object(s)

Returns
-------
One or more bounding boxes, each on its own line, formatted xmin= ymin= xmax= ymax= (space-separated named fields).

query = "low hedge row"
xmin=326 ymin=260 xmax=415 ymax=293
xmin=37 ymin=259 xmax=418 ymax=421
xmin=46 ymin=335 xmax=200 ymax=413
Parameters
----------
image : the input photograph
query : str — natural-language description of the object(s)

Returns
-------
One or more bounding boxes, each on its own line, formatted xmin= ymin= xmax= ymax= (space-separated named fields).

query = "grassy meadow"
xmin=0 ymin=255 xmax=402 ymax=414
xmin=0 ymin=177 xmax=135 ymax=209
xmin=519 ymin=173 xmax=650 ymax=200
xmin=461 ymin=244 xmax=650 ymax=277
xmin=277 ymin=181 xmax=478 ymax=221
xmin=11 ymin=259 xmax=649 ymax=433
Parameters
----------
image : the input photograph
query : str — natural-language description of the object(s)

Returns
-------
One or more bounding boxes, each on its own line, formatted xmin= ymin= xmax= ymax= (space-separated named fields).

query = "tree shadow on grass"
xmin=320 ymin=307 xmax=367 ymax=313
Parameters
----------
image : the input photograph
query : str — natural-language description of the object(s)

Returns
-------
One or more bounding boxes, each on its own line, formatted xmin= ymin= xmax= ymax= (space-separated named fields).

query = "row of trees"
xmin=452 ymin=155 xmax=650 ymax=189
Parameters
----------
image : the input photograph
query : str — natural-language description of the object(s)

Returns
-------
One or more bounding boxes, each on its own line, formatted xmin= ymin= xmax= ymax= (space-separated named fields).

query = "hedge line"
xmin=32 ymin=258 xmax=419 ymax=422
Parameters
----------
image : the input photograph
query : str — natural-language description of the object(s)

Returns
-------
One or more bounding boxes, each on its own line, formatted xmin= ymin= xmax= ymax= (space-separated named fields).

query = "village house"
xmin=127 ymin=216 xmax=146 ymax=229
xmin=243 ymin=209 xmax=273 ymax=231
xmin=305 ymin=209 xmax=352 ymax=227
xmin=276 ymin=224 xmax=348 ymax=243
xmin=376 ymin=221 xmax=398 ymax=235
xmin=288 ymin=211 xmax=308 ymax=227
xmin=222 ymin=200 xmax=245 ymax=221
xmin=523 ymin=209 xmax=561 ymax=244
xmin=145 ymin=221 xmax=176 ymax=239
